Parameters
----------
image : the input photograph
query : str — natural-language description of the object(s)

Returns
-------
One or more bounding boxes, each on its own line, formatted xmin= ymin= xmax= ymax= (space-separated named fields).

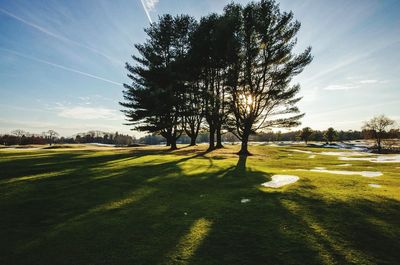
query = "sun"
xmin=239 ymin=93 xmax=254 ymax=113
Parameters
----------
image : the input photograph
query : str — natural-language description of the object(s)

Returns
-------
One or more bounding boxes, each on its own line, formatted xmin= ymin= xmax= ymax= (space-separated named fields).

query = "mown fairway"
xmin=1 ymin=145 xmax=399 ymax=265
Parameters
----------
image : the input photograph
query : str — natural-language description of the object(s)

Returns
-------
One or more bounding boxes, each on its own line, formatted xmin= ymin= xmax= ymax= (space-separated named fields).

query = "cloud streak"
xmin=58 ymin=106 xmax=121 ymax=120
xmin=0 ymin=8 xmax=118 ymax=64
xmin=0 ymin=47 xmax=122 ymax=86
xmin=323 ymin=84 xmax=359 ymax=91
xmin=359 ymin=79 xmax=378 ymax=84
xmin=140 ymin=0 xmax=159 ymax=23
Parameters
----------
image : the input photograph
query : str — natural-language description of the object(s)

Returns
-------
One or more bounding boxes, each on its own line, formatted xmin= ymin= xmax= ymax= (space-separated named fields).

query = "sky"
xmin=0 ymin=0 xmax=399 ymax=137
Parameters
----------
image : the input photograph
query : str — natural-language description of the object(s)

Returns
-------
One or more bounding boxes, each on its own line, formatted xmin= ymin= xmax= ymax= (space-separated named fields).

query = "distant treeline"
xmin=2 ymin=128 xmax=398 ymax=147
xmin=0 ymin=130 xmax=135 ymax=146
xmin=137 ymin=129 xmax=366 ymax=145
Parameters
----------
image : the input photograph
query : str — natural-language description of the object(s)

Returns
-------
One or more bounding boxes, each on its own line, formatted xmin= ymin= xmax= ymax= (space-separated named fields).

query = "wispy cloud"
xmin=0 ymin=47 xmax=122 ymax=86
xmin=322 ymin=78 xmax=387 ymax=91
xmin=140 ymin=0 xmax=159 ymax=23
xmin=358 ymin=79 xmax=389 ymax=84
xmin=323 ymin=84 xmax=359 ymax=91
xmin=58 ymin=106 xmax=121 ymax=120
xmin=359 ymin=79 xmax=378 ymax=84
xmin=0 ymin=8 xmax=118 ymax=64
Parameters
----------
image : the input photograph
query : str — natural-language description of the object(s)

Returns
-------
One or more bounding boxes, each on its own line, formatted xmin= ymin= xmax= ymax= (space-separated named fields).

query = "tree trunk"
xmin=170 ymin=137 xmax=178 ymax=150
xmin=166 ymin=136 xmax=171 ymax=147
xmin=377 ymin=138 xmax=381 ymax=153
xmin=190 ymin=136 xmax=196 ymax=146
xmin=208 ymin=126 xmax=215 ymax=151
xmin=216 ymin=126 xmax=223 ymax=149
xmin=238 ymin=133 xmax=250 ymax=156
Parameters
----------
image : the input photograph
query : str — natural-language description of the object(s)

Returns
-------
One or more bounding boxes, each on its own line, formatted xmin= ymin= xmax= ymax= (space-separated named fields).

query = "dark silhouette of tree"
xmin=324 ymin=127 xmax=337 ymax=144
xmin=226 ymin=0 xmax=312 ymax=155
xmin=11 ymin=129 xmax=27 ymax=145
xmin=299 ymin=127 xmax=313 ymax=144
xmin=121 ymin=1 xmax=311 ymax=153
xmin=362 ymin=115 xmax=395 ymax=153
xmin=46 ymin=130 xmax=59 ymax=146
xmin=182 ymin=31 xmax=205 ymax=146
xmin=191 ymin=14 xmax=232 ymax=150
xmin=121 ymin=15 xmax=197 ymax=150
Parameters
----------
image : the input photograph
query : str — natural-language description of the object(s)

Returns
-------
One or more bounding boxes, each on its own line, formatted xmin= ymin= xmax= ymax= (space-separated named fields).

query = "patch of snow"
xmin=368 ymin=184 xmax=381 ymax=188
xmin=373 ymin=155 xmax=400 ymax=163
xmin=320 ymin=151 xmax=370 ymax=156
xmin=308 ymin=155 xmax=316 ymax=158
xmin=339 ymin=156 xmax=372 ymax=161
xmin=340 ymin=155 xmax=400 ymax=163
xmin=261 ymin=175 xmax=299 ymax=188
xmin=241 ymin=198 xmax=251 ymax=203
xmin=314 ymin=167 xmax=326 ymax=170
xmin=309 ymin=168 xmax=382 ymax=178
xmin=88 ymin=143 xmax=116 ymax=147
xmin=292 ymin=149 xmax=313 ymax=154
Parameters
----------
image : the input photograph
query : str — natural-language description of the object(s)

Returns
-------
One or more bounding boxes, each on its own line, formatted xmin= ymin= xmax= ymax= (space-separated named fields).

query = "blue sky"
xmin=0 ymin=0 xmax=399 ymax=137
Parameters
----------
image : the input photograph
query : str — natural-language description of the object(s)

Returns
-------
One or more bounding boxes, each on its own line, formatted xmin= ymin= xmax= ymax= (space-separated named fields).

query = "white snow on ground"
xmin=292 ymin=149 xmax=313 ymax=154
xmin=320 ymin=151 xmax=371 ymax=156
xmin=368 ymin=184 xmax=381 ymax=188
xmin=339 ymin=155 xmax=400 ymax=163
xmin=241 ymin=198 xmax=251 ymax=203
xmin=293 ymin=149 xmax=400 ymax=164
xmin=373 ymin=155 xmax=400 ymax=163
xmin=309 ymin=168 xmax=382 ymax=177
xmin=337 ymin=163 xmax=352 ymax=167
xmin=88 ymin=143 xmax=116 ymax=147
xmin=261 ymin=175 xmax=299 ymax=188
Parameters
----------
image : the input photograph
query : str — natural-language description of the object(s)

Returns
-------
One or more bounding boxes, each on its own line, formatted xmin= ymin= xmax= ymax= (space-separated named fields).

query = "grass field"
xmin=1 ymin=144 xmax=399 ymax=265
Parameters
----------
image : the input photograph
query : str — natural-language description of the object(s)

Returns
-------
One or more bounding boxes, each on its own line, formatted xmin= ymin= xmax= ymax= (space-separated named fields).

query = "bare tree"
xmin=362 ymin=115 xmax=395 ymax=153
xmin=11 ymin=129 xmax=27 ymax=145
xmin=46 ymin=130 xmax=59 ymax=146
xmin=11 ymin=129 xmax=27 ymax=138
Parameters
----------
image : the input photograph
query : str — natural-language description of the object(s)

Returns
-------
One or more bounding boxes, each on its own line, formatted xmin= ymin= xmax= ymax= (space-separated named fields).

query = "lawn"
xmin=1 ymin=144 xmax=399 ymax=265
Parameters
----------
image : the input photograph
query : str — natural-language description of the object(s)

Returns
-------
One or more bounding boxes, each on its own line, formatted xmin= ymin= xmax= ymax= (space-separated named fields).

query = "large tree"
xmin=226 ymin=0 xmax=312 ymax=155
xmin=191 ymin=11 xmax=239 ymax=150
xmin=362 ymin=115 xmax=395 ymax=153
xmin=299 ymin=127 xmax=313 ymax=144
xmin=121 ymin=15 xmax=197 ymax=150
xmin=324 ymin=127 xmax=337 ymax=144
xmin=46 ymin=130 xmax=59 ymax=146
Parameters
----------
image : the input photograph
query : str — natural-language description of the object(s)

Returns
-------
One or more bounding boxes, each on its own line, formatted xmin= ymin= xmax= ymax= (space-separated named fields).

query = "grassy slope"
xmin=0 ymin=144 xmax=399 ymax=265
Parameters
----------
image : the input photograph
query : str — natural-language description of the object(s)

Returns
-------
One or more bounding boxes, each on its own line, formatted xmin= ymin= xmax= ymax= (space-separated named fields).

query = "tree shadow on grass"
xmin=1 ymin=151 xmax=400 ymax=265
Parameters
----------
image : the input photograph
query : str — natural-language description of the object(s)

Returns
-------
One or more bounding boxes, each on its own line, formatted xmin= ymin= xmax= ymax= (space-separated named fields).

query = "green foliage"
xmin=324 ymin=127 xmax=337 ymax=143
xmin=121 ymin=14 xmax=197 ymax=149
xmin=121 ymin=0 xmax=312 ymax=154
xmin=299 ymin=127 xmax=313 ymax=144
xmin=225 ymin=0 xmax=312 ymax=155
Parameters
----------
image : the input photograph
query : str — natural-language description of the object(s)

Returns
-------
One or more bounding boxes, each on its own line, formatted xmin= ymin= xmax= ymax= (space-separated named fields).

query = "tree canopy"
xmin=121 ymin=0 xmax=312 ymax=154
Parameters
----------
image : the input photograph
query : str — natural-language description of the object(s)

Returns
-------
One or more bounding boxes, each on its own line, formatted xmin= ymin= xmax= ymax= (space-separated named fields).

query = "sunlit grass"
xmin=166 ymin=218 xmax=213 ymax=265
xmin=0 ymin=144 xmax=399 ymax=264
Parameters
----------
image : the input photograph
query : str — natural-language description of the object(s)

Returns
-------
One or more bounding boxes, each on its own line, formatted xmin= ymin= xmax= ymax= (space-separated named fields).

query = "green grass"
xmin=1 ymin=144 xmax=399 ymax=265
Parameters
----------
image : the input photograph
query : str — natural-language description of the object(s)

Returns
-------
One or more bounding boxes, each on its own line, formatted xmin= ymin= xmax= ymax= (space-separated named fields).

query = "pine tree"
xmin=121 ymin=15 xmax=197 ymax=150
xmin=226 ymin=0 xmax=312 ymax=155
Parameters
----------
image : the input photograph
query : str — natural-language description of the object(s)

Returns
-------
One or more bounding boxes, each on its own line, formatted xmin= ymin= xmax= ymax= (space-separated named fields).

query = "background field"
xmin=1 ymin=144 xmax=399 ymax=265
